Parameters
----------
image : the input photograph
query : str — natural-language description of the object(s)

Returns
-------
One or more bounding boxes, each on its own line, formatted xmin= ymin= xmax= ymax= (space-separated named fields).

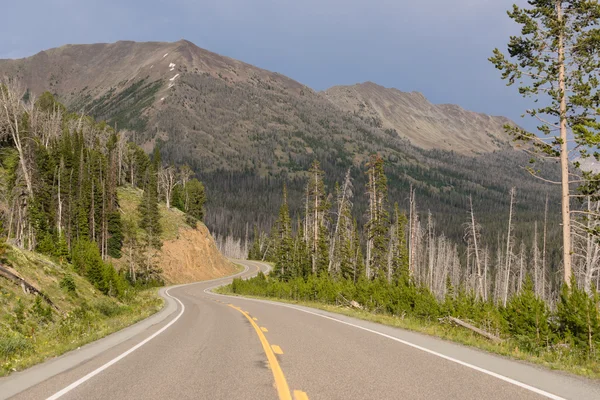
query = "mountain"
xmin=323 ymin=82 xmax=513 ymax=154
xmin=0 ymin=40 xmax=560 ymax=252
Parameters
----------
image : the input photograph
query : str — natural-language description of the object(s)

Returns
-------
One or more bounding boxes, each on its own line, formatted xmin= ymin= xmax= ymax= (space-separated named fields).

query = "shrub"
xmin=60 ymin=274 xmax=77 ymax=294
xmin=555 ymin=281 xmax=600 ymax=355
xmin=0 ymin=332 xmax=31 ymax=359
xmin=31 ymin=295 xmax=53 ymax=323
xmin=504 ymin=277 xmax=551 ymax=352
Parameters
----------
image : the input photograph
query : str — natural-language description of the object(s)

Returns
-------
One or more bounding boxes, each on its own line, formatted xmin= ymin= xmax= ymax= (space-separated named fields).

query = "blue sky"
xmin=1 ymin=0 xmax=529 ymax=122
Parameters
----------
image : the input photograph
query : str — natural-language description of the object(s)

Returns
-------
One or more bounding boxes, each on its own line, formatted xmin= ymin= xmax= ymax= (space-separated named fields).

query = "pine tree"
xmin=273 ymin=185 xmax=293 ymax=280
xmin=504 ymin=276 xmax=550 ymax=350
xmin=305 ymin=160 xmax=329 ymax=274
xmin=138 ymin=163 xmax=162 ymax=249
xmin=556 ymin=278 xmax=600 ymax=354
xmin=293 ymin=217 xmax=311 ymax=278
xmin=248 ymin=226 xmax=262 ymax=260
xmin=365 ymin=154 xmax=389 ymax=280
xmin=391 ymin=204 xmax=410 ymax=284
xmin=185 ymin=179 xmax=206 ymax=226
xmin=490 ymin=1 xmax=600 ymax=286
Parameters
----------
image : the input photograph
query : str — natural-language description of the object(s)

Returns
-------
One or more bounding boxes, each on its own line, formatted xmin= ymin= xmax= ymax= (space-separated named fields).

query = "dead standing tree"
xmin=158 ymin=165 xmax=179 ymax=209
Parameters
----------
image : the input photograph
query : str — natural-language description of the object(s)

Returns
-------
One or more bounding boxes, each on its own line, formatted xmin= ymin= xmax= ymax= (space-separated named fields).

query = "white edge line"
xmin=206 ymin=263 xmax=565 ymax=400
xmin=45 ymin=263 xmax=250 ymax=400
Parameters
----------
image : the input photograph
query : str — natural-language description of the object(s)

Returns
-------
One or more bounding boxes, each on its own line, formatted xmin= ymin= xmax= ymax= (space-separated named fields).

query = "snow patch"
xmin=169 ymin=74 xmax=180 ymax=81
xmin=170 ymin=68 xmax=175 ymax=72
xmin=169 ymin=63 xmax=176 ymax=68
xmin=150 ymin=65 xmax=154 ymax=69
xmin=168 ymin=83 xmax=174 ymax=89
xmin=160 ymin=97 xmax=165 ymax=101
xmin=163 ymin=53 xmax=169 ymax=58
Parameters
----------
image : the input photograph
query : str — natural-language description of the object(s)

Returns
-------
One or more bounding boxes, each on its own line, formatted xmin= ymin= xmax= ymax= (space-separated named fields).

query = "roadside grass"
xmin=0 ymin=246 xmax=163 ymax=377
xmin=215 ymin=285 xmax=600 ymax=380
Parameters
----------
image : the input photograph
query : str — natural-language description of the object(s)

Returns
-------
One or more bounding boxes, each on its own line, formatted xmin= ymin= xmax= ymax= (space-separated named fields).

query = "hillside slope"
xmin=116 ymin=187 xmax=237 ymax=284
xmin=323 ymin=82 xmax=513 ymax=154
xmin=0 ymin=246 xmax=162 ymax=376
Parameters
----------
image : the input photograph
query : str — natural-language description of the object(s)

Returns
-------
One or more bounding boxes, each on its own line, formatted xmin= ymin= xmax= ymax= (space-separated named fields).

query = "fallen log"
xmin=337 ymin=293 xmax=364 ymax=310
xmin=0 ymin=264 xmax=59 ymax=310
xmin=442 ymin=316 xmax=503 ymax=344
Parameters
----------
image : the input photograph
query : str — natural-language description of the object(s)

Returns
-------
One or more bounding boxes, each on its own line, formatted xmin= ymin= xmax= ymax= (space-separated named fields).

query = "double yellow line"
xmin=228 ymin=304 xmax=308 ymax=400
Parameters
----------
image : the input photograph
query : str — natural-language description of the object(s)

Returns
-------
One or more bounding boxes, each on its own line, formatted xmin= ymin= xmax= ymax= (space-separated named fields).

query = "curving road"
xmin=1 ymin=260 xmax=599 ymax=400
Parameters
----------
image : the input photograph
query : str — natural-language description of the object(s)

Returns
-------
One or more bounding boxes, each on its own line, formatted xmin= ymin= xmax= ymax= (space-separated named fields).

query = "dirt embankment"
xmin=159 ymin=222 xmax=237 ymax=284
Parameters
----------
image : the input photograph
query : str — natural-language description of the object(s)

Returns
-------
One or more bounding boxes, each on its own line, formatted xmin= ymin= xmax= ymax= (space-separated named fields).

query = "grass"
xmin=0 ymin=246 xmax=163 ymax=377
xmin=117 ymin=186 xmax=206 ymax=241
xmin=216 ymin=285 xmax=600 ymax=380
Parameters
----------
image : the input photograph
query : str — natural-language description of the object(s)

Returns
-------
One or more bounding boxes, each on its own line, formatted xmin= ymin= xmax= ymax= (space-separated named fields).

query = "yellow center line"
xmin=271 ymin=345 xmax=284 ymax=355
xmin=294 ymin=391 xmax=309 ymax=400
xmin=228 ymin=304 xmax=295 ymax=400
xmin=261 ymin=327 xmax=269 ymax=332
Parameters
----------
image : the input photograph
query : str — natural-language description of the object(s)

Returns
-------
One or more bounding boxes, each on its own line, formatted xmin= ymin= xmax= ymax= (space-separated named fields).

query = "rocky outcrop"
xmin=158 ymin=223 xmax=237 ymax=285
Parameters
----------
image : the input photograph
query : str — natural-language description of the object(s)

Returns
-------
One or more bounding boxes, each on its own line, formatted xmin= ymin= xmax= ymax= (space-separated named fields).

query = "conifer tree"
xmin=184 ymin=178 xmax=206 ymax=225
xmin=138 ymin=163 xmax=162 ymax=249
xmin=391 ymin=204 xmax=410 ymax=284
xmin=365 ymin=154 xmax=389 ymax=280
xmin=490 ymin=1 xmax=600 ymax=285
xmin=305 ymin=160 xmax=329 ymax=274
xmin=273 ymin=185 xmax=293 ymax=280
xmin=248 ymin=226 xmax=262 ymax=260
xmin=504 ymin=276 xmax=550 ymax=349
xmin=293 ymin=217 xmax=311 ymax=278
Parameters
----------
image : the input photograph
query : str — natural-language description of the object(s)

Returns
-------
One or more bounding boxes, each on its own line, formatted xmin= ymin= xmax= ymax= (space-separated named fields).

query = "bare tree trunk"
xmin=329 ymin=169 xmax=352 ymax=273
xmin=503 ymin=188 xmax=516 ymax=306
xmin=409 ymin=186 xmax=417 ymax=278
xmin=557 ymin=0 xmax=572 ymax=286
xmin=366 ymin=167 xmax=375 ymax=278
xmin=469 ymin=196 xmax=484 ymax=300
xmin=518 ymin=242 xmax=525 ymax=293
xmin=57 ymin=164 xmax=63 ymax=236
xmin=542 ymin=195 xmax=548 ymax=301
xmin=533 ymin=221 xmax=540 ymax=297
xmin=313 ymin=169 xmax=319 ymax=274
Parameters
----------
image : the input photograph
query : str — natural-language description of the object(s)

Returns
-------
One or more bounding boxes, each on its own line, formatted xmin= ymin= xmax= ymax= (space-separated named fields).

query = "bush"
xmin=93 ymin=299 xmax=126 ymax=317
xmin=60 ymin=274 xmax=77 ymax=294
xmin=0 ymin=332 xmax=31 ymax=358
xmin=556 ymin=281 xmax=600 ymax=355
xmin=31 ymin=296 xmax=53 ymax=323
xmin=504 ymin=277 xmax=551 ymax=352
xmin=71 ymin=239 xmax=130 ymax=298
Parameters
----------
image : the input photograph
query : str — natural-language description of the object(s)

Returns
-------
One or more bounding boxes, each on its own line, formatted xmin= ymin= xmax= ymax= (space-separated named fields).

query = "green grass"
xmin=117 ymin=186 xmax=196 ymax=241
xmin=216 ymin=286 xmax=600 ymax=380
xmin=0 ymin=246 xmax=163 ymax=376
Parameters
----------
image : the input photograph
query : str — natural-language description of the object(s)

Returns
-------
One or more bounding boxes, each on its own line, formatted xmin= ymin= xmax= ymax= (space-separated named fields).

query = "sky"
xmin=0 ymin=0 xmax=530 ymax=123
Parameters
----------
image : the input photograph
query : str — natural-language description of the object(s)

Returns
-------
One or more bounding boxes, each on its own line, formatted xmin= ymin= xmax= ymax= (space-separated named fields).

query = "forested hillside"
xmin=0 ymin=40 xmax=561 ymax=263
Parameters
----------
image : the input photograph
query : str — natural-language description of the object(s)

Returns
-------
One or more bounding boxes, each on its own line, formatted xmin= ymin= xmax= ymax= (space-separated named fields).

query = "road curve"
xmin=2 ymin=260 xmax=599 ymax=400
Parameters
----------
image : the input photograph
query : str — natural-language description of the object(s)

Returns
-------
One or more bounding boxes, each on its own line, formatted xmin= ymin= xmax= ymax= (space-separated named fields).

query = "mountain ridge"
xmin=0 ymin=40 xmax=556 ymax=246
xmin=0 ymin=40 xmax=512 ymax=156
xmin=323 ymin=81 xmax=513 ymax=154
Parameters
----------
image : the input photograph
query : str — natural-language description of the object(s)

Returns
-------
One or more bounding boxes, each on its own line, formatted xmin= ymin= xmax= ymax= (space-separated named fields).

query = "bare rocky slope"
xmin=0 ymin=40 xmax=511 ymax=161
xmin=323 ymin=82 xmax=513 ymax=154
xmin=116 ymin=187 xmax=236 ymax=284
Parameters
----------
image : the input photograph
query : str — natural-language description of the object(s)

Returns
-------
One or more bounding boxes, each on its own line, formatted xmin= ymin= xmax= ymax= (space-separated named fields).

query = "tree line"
xmin=0 ymin=82 xmax=206 ymax=295
xmin=243 ymin=156 xmax=600 ymax=357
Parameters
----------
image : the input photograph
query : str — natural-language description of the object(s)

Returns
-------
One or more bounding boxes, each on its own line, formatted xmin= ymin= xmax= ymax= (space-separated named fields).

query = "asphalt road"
xmin=2 ymin=260 xmax=599 ymax=400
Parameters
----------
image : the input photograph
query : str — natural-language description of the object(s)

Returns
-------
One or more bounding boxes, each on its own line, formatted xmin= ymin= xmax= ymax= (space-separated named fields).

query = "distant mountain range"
xmin=0 ymin=40 xmax=513 ymax=158
xmin=0 ymin=40 xmax=557 ymax=246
